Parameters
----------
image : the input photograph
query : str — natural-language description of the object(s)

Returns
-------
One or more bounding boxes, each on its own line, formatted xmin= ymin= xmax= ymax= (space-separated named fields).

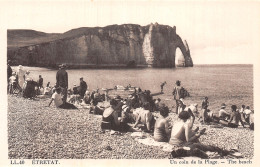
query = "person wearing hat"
xmin=218 ymin=103 xmax=230 ymax=120
xmin=79 ymin=77 xmax=87 ymax=98
xmin=172 ymin=80 xmax=184 ymax=114
xmin=56 ymin=64 xmax=68 ymax=103
xmin=101 ymin=99 xmax=120 ymax=131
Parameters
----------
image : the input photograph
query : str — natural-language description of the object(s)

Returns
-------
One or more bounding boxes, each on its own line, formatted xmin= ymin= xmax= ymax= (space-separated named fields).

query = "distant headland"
xmin=7 ymin=23 xmax=193 ymax=68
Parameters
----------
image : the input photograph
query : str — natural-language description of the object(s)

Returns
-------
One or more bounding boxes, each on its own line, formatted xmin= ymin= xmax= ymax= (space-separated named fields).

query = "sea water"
xmin=13 ymin=64 xmax=253 ymax=112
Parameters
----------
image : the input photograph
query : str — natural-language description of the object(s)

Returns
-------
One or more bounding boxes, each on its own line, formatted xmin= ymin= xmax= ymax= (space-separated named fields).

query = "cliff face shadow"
xmin=7 ymin=23 xmax=193 ymax=68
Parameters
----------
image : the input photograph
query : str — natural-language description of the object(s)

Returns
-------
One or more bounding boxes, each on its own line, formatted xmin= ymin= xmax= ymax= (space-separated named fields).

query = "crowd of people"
xmin=7 ymin=62 xmax=254 ymax=158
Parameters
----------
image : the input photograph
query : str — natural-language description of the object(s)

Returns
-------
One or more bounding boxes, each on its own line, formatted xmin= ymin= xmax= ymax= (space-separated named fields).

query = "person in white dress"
xmin=17 ymin=65 xmax=25 ymax=89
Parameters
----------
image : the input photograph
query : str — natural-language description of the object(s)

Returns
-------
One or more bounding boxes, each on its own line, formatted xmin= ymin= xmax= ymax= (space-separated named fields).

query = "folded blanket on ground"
xmin=131 ymin=132 xmax=243 ymax=159
xmin=131 ymin=132 xmax=177 ymax=152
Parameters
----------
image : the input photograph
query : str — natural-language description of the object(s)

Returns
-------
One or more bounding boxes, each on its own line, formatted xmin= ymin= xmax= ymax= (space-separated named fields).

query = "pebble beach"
xmin=8 ymin=95 xmax=254 ymax=159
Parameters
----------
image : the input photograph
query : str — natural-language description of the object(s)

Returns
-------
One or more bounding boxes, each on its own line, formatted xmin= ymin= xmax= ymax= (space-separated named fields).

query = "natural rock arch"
xmin=7 ymin=23 xmax=193 ymax=68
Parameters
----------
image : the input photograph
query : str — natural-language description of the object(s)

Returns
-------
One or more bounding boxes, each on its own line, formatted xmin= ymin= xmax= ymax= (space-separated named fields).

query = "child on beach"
xmin=9 ymin=72 xmax=17 ymax=94
xmin=160 ymin=81 xmax=167 ymax=93
xmin=201 ymin=96 xmax=209 ymax=110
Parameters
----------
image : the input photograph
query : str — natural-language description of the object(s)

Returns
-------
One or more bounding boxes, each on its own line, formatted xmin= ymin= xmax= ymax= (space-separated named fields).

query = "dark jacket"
xmin=56 ymin=69 xmax=68 ymax=88
xmin=79 ymin=80 xmax=87 ymax=96
xmin=7 ymin=65 xmax=12 ymax=81
xmin=38 ymin=78 xmax=43 ymax=87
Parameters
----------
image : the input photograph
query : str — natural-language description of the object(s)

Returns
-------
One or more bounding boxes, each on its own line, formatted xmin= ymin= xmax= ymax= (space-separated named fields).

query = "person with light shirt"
xmin=48 ymin=87 xmax=77 ymax=109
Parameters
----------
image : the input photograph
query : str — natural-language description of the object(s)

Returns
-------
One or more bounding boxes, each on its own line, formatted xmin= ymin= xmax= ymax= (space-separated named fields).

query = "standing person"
xmin=56 ymin=64 xmax=68 ymax=103
xmin=201 ymin=97 xmax=209 ymax=111
xmin=38 ymin=75 xmax=43 ymax=89
xmin=160 ymin=81 xmax=167 ymax=93
xmin=172 ymin=80 xmax=183 ymax=114
xmin=79 ymin=77 xmax=87 ymax=97
xmin=200 ymin=97 xmax=209 ymax=118
xmin=17 ymin=65 xmax=26 ymax=90
xmin=7 ymin=60 xmax=12 ymax=91
xmin=8 ymin=72 xmax=17 ymax=94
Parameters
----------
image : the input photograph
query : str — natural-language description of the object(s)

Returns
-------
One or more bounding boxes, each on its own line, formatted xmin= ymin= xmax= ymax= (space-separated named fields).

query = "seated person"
xmin=121 ymin=104 xmax=133 ymax=123
xmin=169 ymin=109 xmax=228 ymax=158
xmin=244 ymin=106 xmax=252 ymax=124
xmin=219 ymin=105 xmax=244 ymax=128
xmin=249 ymin=110 xmax=254 ymax=130
xmin=48 ymin=87 xmax=77 ymax=109
xmin=177 ymin=98 xmax=185 ymax=114
xmin=91 ymin=89 xmax=103 ymax=106
xmin=82 ymin=90 xmax=91 ymax=104
xmin=133 ymin=102 xmax=155 ymax=132
xmin=218 ymin=103 xmax=230 ymax=120
xmin=239 ymin=105 xmax=246 ymax=122
xmin=43 ymin=82 xmax=52 ymax=95
xmin=101 ymin=99 xmax=120 ymax=131
xmin=169 ymin=109 xmax=202 ymax=145
xmin=154 ymin=105 xmax=171 ymax=142
xmin=73 ymin=84 xmax=79 ymax=94
xmin=114 ymin=96 xmax=124 ymax=117
xmin=200 ymin=108 xmax=213 ymax=124
xmin=184 ymin=103 xmax=198 ymax=114
xmin=154 ymin=98 xmax=161 ymax=111
xmin=68 ymin=84 xmax=81 ymax=104
xmin=90 ymin=101 xmax=110 ymax=115
xmin=37 ymin=83 xmax=55 ymax=99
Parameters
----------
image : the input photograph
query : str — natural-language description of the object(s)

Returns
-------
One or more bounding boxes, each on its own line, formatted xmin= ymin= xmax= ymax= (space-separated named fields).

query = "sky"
xmin=1 ymin=0 xmax=260 ymax=64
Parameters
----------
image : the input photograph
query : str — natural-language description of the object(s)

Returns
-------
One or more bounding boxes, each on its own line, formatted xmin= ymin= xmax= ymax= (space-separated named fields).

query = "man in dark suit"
xmin=56 ymin=64 xmax=68 ymax=103
xmin=7 ymin=60 xmax=12 ymax=92
xmin=79 ymin=77 xmax=87 ymax=97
